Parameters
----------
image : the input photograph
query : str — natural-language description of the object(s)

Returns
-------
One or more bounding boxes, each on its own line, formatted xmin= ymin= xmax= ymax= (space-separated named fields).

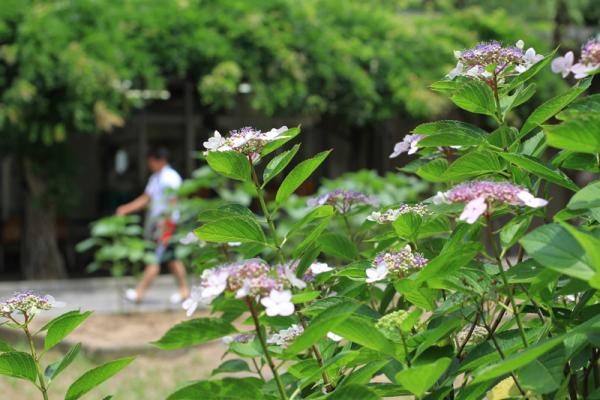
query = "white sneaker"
xmin=125 ymin=288 xmax=140 ymax=303
xmin=169 ymin=293 xmax=182 ymax=304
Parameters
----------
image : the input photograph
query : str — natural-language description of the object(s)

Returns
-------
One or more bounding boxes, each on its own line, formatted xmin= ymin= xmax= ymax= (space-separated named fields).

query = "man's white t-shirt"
xmin=144 ymin=165 xmax=182 ymax=220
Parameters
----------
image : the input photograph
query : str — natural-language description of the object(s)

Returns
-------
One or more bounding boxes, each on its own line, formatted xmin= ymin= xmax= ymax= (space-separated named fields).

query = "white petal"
xmin=517 ymin=191 xmax=548 ymax=208
xmin=459 ymin=197 xmax=487 ymax=224
xmin=516 ymin=40 xmax=524 ymax=49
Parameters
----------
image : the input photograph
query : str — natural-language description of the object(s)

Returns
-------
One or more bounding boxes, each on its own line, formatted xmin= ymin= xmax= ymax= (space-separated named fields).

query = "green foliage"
xmin=153 ymin=318 xmax=238 ymax=350
xmin=65 ymin=357 xmax=135 ymax=400
xmin=146 ymin=32 xmax=600 ymax=400
xmin=76 ymin=215 xmax=156 ymax=277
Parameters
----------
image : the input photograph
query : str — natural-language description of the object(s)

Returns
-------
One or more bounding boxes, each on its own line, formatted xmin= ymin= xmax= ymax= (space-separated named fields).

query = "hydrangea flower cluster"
xmin=448 ymin=40 xmax=543 ymax=82
xmin=182 ymin=258 xmax=300 ymax=317
xmin=456 ymin=325 xmax=488 ymax=347
xmin=266 ymin=324 xmax=304 ymax=348
xmin=367 ymin=203 xmax=430 ymax=224
xmin=389 ymin=134 xmax=424 ymax=158
xmin=203 ymin=126 xmax=289 ymax=163
xmin=365 ymin=245 xmax=428 ymax=283
xmin=0 ymin=290 xmax=64 ymax=318
xmin=223 ymin=333 xmax=255 ymax=345
xmin=433 ymin=180 xmax=548 ymax=224
xmin=301 ymin=262 xmax=334 ymax=283
xmin=375 ymin=310 xmax=421 ymax=342
xmin=552 ymin=36 xmax=600 ymax=79
xmin=308 ymin=189 xmax=378 ymax=214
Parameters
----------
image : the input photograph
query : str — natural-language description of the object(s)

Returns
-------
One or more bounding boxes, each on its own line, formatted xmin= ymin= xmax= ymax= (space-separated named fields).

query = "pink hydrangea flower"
xmin=435 ymin=181 xmax=548 ymax=224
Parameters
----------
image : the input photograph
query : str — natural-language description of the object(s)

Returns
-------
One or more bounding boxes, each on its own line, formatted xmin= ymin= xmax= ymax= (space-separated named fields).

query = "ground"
xmin=0 ymin=310 xmax=242 ymax=400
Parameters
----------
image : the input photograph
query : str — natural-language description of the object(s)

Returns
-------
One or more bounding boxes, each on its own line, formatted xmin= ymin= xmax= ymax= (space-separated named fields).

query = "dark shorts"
xmin=156 ymin=243 xmax=176 ymax=265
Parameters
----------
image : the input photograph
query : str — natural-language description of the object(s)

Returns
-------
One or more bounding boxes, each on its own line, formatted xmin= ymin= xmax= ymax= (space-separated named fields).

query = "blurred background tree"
xmin=0 ymin=0 xmax=597 ymax=279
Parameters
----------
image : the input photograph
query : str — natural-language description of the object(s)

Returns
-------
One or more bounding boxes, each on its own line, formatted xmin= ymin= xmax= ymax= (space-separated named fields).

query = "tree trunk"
xmin=21 ymin=159 xmax=67 ymax=280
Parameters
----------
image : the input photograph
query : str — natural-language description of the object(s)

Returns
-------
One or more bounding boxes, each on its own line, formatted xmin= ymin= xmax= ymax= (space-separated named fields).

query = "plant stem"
xmin=399 ymin=331 xmax=411 ymax=367
xmin=249 ymin=158 xmax=332 ymax=390
xmin=484 ymin=213 xmax=528 ymax=348
xmin=251 ymin=358 xmax=265 ymax=380
xmin=481 ymin=311 xmax=527 ymax=397
xmin=249 ymin=159 xmax=285 ymax=263
xmin=297 ymin=313 xmax=334 ymax=392
xmin=492 ymin=74 xmax=504 ymax=125
xmin=457 ymin=312 xmax=481 ymax=359
xmin=23 ymin=322 xmax=49 ymax=400
xmin=245 ymin=297 xmax=287 ymax=400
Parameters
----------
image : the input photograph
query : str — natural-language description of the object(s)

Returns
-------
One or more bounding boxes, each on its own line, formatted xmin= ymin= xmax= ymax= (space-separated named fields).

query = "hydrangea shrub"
xmin=0 ymin=291 xmax=133 ymax=400
xmin=152 ymin=37 xmax=600 ymax=399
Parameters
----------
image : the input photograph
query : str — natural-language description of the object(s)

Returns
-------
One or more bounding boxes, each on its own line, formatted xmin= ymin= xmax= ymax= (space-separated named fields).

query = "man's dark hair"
xmin=147 ymin=146 xmax=170 ymax=161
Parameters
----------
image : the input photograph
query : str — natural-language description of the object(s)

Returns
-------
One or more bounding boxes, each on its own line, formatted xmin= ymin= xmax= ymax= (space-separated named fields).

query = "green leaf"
xmin=520 ymin=77 xmax=591 ymax=137
xmin=167 ymin=377 xmax=264 ymax=400
xmin=395 ymin=357 xmax=451 ymax=397
xmin=167 ymin=378 xmax=263 ymax=400
xmin=45 ymin=342 xmax=81 ymax=382
xmin=568 ymin=180 xmax=600 ymax=210
xmin=276 ymin=150 xmax=330 ymax=203
xmin=414 ymin=120 xmax=487 ymax=147
xmin=211 ymin=359 xmax=250 ymax=376
xmin=153 ymin=318 xmax=237 ymax=350
xmin=520 ymin=224 xmax=595 ymax=282
xmin=0 ymin=339 xmax=16 ymax=353
xmin=0 ymin=352 xmax=38 ymax=383
xmin=450 ymin=80 xmax=496 ymax=117
xmin=262 ymin=143 xmax=300 ymax=187
xmin=319 ymin=232 xmax=358 ymax=260
xmin=557 ymin=93 xmax=600 ymax=120
xmin=327 ymin=384 xmax=380 ymax=400
xmin=498 ymin=153 xmax=578 ymax=191
xmin=472 ymin=336 xmax=563 ymax=383
xmin=504 ymin=49 xmax=555 ymax=91
xmin=416 ymin=158 xmax=449 ymax=182
xmin=206 ymin=151 xmax=251 ymax=182
xmin=517 ymin=346 xmax=564 ymax=394
xmin=545 ymin=114 xmax=600 ymax=154
xmin=43 ymin=310 xmax=92 ymax=351
xmin=285 ymin=205 xmax=334 ymax=240
xmin=441 ymin=151 xmax=503 ymax=180
xmin=500 ymin=214 xmax=532 ymax=250
xmin=65 ymin=357 xmax=134 ymax=400
xmin=286 ymin=301 xmax=360 ymax=354
xmin=195 ymin=216 xmax=267 ymax=245
xmin=260 ymin=126 xmax=301 ymax=157
xmin=332 ymin=315 xmax=398 ymax=358
xmin=197 ymin=204 xmax=255 ymax=222
xmin=392 ymin=213 xmax=422 ymax=240
xmin=501 ymin=83 xmax=536 ymax=115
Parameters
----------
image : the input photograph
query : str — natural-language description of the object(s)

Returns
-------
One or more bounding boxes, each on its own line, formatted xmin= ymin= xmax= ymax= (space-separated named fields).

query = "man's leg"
xmin=168 ymin=260 xmax=189 ymax=299
xmin=135 ymin=263 xmax=160 ymax=300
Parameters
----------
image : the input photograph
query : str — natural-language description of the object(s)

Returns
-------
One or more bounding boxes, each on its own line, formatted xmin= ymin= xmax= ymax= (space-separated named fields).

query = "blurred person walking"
xmin=116 ymin=147 xmax=189 ymax=303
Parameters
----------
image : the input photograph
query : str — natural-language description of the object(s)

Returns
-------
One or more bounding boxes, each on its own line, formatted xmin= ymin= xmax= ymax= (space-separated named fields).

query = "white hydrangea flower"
xmin=327 ymin=332 xmax=343 ymax=342
xmin=261 ymin=290 xmax=295 ymax=317
xmin=365 ymin=263 xmax=388 ymax=283
xmin=551 ymin=51 xmax=574 ymax=78
xmin=308 ymin=262 xmax=333 ymax=275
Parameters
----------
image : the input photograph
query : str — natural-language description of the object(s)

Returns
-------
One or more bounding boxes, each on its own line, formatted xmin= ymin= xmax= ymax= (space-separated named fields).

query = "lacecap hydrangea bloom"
xmin=552 ymin=35 xmax=600 ymax=79
xmin=389 ymin=134 xmax=425 ymax=158
xmin=182 ymin=258 xmax=301 ymax=317
xmin=365 ymin=245 xmax=428 ymax=283
xmin=0 ymin=290 xmax=65 ymax=318
xmin=203 ymin=126 xmax=289 ymax=163
xmin=456 ymin=325 xmax=488 ymax=347
xmin=267 ymin=324 xmax=304 ymax=348
xmin=448 ymin=40 xmax=543 ymax=82
xmin=434 ymin=180 xmax=548 ymax=224
xmin=308 ymin=189 xmax=378 ymax=214
xmin=367 ymin=203 xmax=430 ymax=224
xmin=223 ymin=333 xmax=255 ymax=345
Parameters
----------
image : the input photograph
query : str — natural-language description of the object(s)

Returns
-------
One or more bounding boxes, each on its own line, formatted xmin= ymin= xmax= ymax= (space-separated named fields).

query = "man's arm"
xmin=116 ymin=193 xmax=150 ymax=216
